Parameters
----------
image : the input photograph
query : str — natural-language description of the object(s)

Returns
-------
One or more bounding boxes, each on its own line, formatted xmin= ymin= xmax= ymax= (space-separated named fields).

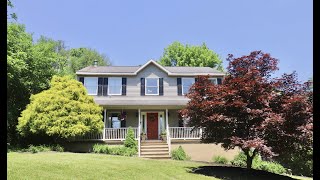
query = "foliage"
xmin=7 ymin=0 xmax=17 ymax=20
xmin=180 ymin=51 xmax=313 ymax=169
xmin=17 ymin=76 xmax=103 ymax=139
xmin=124 ymin=127 xmax=138 ymax=151
xmin=158 ymin=41 xmax=223 ymax=70
xmin=93 ymin=144 xmax=137 ymax=157
xmin=231 ymin=151 xmax=286 ymax=175
xmin=93 ymin=144 xmax=109 ymax=154
xmin=68 ymin=47 xmax=111 ymax=75
xmin=7 ymin=23 xmax=60 ymax=145
xmin=212 ymin=155 xmax=228 ymax=164
xmin=171 ymin=146 xmax=190 ymax=161
xmin=10 ymin=144 xmax=65 ymax=153
xmin=276 ymin=146 xmax=313 ymax=177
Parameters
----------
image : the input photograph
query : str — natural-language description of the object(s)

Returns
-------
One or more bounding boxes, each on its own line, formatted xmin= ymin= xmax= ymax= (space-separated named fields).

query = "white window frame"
xmin=209 ymin=78 xmax=218 ymax=85
xmin=145 ymin=78 xmax=159 ymax=95
xmin=108 ymin=77 xmax=122 ymax=95
xmin=84 ymin=77 xmax=98 ymax=95
xmin=182 ymin=78 xmax=195 ymax=95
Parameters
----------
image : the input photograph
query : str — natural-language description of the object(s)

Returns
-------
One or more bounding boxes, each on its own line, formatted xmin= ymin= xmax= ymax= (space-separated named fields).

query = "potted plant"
xmin=141 ymin=129 xmax=147 ymax=141
xmin=160 ymin=131 xmax=167 ymax=142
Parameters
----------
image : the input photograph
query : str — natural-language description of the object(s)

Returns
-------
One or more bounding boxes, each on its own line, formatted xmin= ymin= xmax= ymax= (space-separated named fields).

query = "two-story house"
xmin=74 ymin=60 xmax=228 ymax=159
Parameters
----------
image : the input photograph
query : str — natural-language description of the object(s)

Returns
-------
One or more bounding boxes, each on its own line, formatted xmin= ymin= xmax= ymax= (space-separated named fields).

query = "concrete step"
xmin=141 ymin=155 xmax=171 ymax=159
xmin=141 ymin=151 xmax=169 ymax=155
xmin=140 ymin=148 xmax=169 ymax=152
xmin=141 ymin=145 xmax=168 ymax=149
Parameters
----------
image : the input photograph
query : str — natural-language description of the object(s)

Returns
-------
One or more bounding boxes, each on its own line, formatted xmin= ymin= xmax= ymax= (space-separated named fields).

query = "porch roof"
xmin=94 ymin=96 xmax=188 ymax=109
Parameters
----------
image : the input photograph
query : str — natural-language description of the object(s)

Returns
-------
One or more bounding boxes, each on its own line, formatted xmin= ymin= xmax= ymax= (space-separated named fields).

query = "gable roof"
xmin=76 ymin=60 xmax=225 ymax=76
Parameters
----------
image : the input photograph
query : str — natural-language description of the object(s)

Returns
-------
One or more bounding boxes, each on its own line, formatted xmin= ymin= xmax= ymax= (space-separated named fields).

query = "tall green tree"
xmin=7 ymin=23 xmax=60 ymax=144
xmin=69 ymin=47 xmax=111 ymax=75
xmin=17 ymin=76 xmax=103 ymax=139
xmin=7 ymin=0 xmax=17 ymax=20
xmin=158 ymin=41 xmax=223 ymax=70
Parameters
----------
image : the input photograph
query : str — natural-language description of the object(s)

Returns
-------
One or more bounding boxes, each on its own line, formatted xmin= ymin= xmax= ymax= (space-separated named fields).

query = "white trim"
xmin=84 ymin=77 xmax=98 ymax=95
xmin=135 ymin=60 xmax=171 ymax=75
xmin=138 ymin=109 xmax=141 ymax=157
xmin=76 ymin=59 xmax=226 ymax=76
xmin=103 ymin=109 xmax=106 ymax=140
xmin=145 ymin=78 xmax=159 ymax=95
xmin=108 ymin=77 xmax=122 ymax=95
xmin=158 ymin=112 xmax=165 ymax=137
xmin=76 ymin=72 xmax=226 ymax=76
xmin=141 ymin=112 xmax=147 ymax=134
xmin=208 ymin=78 xmax=218 ymax=85
xmin=182 ymin=77 xmax=195 ymax=95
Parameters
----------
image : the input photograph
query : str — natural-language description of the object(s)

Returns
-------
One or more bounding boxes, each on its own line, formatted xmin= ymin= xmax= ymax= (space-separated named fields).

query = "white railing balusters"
xmin=169 ymin=127 xmax=202 ymax=139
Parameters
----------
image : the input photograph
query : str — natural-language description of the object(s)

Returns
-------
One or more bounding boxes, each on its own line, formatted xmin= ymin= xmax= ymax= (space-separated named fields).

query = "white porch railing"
xmin=169 ymin=127 xmax=202 ymax=139
xmin=105 ymin=128 xmax=138 ymax=140
xmin=73 ymin=128 xmax=138 ymax=141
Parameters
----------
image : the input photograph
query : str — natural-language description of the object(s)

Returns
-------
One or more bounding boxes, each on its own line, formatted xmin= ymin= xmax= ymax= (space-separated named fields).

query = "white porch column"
xmin=138 ymin=109 xmax=141 ymax=157
xmin=103 ymin=109 xmax=106 ymax=140
xmin=165 ymin=108 xmax=171 ymax=156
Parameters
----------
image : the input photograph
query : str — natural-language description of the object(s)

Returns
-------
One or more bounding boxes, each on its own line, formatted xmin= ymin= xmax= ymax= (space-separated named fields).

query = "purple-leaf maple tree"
xmin=180 ymin=51 xmax=313 ymax=169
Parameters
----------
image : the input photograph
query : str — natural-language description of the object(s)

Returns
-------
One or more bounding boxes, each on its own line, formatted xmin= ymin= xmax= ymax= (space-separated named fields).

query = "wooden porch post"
xmin=103 ymin=109 xmax=106 ymax=140
xmin=138 ymin=109 xmax=141 ymax=157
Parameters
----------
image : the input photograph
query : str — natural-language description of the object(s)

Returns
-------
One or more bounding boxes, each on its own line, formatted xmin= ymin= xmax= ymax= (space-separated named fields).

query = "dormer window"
xmin=145 ymin=78 xmax=159 ymax=95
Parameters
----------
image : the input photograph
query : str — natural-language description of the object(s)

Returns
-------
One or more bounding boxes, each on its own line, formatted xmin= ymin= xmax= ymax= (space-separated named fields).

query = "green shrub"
xmin=51 ymin=144 xmax=64 ymax=152
xmin=171 ymin=146 xmax=190 ymax=161
xmin=28 ymin=145 xmax=39 ymax=153
xmin=124 ymin=127 xmax=138 ymax=151
xmin=254 ymin=161 xmax=286 ymax=174
xmin=231 ymin=151 xmax=286 ymax=174
xmin=212 ymin=155 xmax=228 ymax=164
xmin=93 ymin=144 xmax=109 ymax=154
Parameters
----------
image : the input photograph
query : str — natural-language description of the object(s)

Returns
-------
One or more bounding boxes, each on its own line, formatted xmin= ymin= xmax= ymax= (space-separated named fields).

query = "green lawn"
xmin=7 ymin=152 xmax=216 ymax=180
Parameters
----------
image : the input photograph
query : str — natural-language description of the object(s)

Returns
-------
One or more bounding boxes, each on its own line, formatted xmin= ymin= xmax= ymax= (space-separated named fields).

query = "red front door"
xmin=147 ymin=113 xmax=158 ymax=139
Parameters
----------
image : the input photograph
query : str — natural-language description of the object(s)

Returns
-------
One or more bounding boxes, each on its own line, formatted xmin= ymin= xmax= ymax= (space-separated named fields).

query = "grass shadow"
xmin=188 ymin=166 xmax=296 ymax=180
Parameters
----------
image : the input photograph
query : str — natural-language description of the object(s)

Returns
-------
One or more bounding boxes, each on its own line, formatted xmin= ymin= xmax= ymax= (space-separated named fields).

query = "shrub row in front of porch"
xmin=93 ymin=144 xmax=137 ymax=156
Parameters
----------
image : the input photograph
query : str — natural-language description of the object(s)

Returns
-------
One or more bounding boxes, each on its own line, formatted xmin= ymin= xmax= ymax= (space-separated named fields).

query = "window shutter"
xmin=177 ymin=78 xmax=182 ymax=96
xmin=159 ymin=78 xmax=164 ymax=96
xmin=98 ymin=77 xmax=103 ymax=96
xmin=141 ymin=78 xmax=145 ymax=96
xmin=122 ymin=78 xmax=127 ymax=96
xmin=79 ymin=77 xmax=84 ymax=84
xmin=103 ymin=78 xmax=108 ymax=96
xmin=217 ymin=78 xmax=222 ymax=85
xmin=121 ymin=119 xmax=126 ymax=127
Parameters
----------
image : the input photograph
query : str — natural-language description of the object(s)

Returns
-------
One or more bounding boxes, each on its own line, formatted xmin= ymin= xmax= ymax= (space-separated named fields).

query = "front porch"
xmin=71 ymin=107 xmax=203 ymax=157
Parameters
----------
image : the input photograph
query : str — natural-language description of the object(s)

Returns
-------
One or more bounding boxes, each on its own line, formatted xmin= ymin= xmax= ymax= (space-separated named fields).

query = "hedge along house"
xmin=74 ymin=60 xmax=226 ymax=158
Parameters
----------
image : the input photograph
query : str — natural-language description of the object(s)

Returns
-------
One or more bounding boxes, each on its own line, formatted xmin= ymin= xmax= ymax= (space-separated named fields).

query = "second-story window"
xmin=108 ymin=77 xmax=122 ymax=95
xmin=209 ymin=78 xmax=218 ymax=85
xmin=145 ymin=78 xmax=159 ymax=95
xmin=182 ymin=78 xmax=195 ymax=95
xmin=84 ymin=77 xmax=98 ymax=95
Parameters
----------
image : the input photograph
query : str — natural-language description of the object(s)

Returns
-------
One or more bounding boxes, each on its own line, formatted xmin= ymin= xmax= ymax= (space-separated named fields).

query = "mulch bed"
xmin=190 ymin=166 xmax=295 ymax=180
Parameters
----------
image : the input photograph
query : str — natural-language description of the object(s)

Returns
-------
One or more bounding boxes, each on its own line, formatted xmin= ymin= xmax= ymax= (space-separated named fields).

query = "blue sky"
xmin=11 ymin=0 xmax=312 ymax=82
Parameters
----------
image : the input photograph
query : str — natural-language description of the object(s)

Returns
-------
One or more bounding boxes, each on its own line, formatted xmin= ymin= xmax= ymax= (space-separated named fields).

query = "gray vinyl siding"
xmin=126 ymin=64 xmax=179 ymax=97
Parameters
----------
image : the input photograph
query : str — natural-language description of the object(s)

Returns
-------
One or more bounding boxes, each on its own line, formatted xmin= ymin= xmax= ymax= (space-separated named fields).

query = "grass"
xmin=7 ymin=152 xmax=216 ymax=180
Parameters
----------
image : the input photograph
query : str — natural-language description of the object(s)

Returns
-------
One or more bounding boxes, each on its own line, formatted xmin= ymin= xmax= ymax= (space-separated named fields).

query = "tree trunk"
xmin=246 ymin=154 xmax=253 ymax=169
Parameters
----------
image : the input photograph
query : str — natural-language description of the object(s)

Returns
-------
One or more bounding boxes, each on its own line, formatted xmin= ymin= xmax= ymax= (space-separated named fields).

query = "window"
xmin=108 ymin=77 xmax=122 ymax=95
xmin=209 ymin=78 xmax=218 ymax=85
xmin=145 ymin=78 xmax=159 ymax=95
xmin=182 ymin=78 xmax=195 ymax=95
xmin=110 ymin=113 xmax=120 ymax=128
xmin=84 ymin=77 xmax=98 ymax=95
